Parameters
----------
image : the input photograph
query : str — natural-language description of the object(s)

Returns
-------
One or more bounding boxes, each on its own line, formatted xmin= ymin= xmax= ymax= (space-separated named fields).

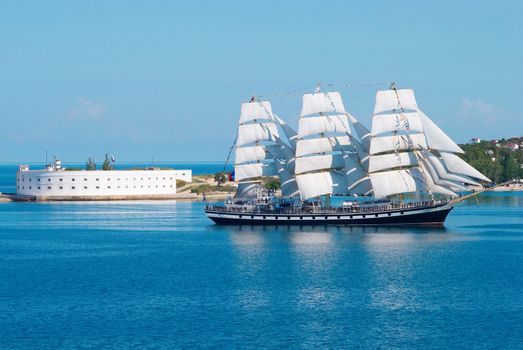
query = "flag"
xmin=111 ymin=155 xmax=115 ymax=163
xmin=229 ymin=171 xmax=235 ymax=181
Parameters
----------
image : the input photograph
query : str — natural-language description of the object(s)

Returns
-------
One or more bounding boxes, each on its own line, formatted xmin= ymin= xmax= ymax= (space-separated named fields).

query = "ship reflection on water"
xmin=226 ymin=224 xmax=450 ymax=308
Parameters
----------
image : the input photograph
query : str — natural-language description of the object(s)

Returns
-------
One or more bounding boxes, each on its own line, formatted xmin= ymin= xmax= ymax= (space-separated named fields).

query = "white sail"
xmin=235 ymin=162 xmax=278 ymax=181
xmin=234 ymin=181 xmax=260 ymax=198
xmin=295 ymin=171 xmax=347 ymax=200
xmin=418 ymin=152 xmax=470 ymax=190
xmin=417 ymin=111 xmax=464 ymax=154
xmin=369 ymin=168 xmax=425 ymax=199
xmin=295 ymin=172 xmax=333 ymax=200
xmin=239 ymin=101 xmax=273 ymax=124
xmin=347 ymin=114 xmax=372 ymax=152
xmin=422 ymin=151 xmax=481 ymax=186
xmin=368 ymin=152 xmax=419 ymax=173
xmin=275 ymin=161 xmax=299 ymax=197
xmin=295 ymin=153 xmax=345 ymax=175
xmin=274 ymin=114 xmax=298 ymax=150
xmin=369 ymin=133 xmax=427 ymax=155
xmin=295 ymin=136 xmax=351 ymax=157
xmin=440 ymin=152 xmax=491 ymax=182
xmin=343 ymin=152 xmax=373 ymax=195
xmin=301 ymin=92 xmax=346 ymax=117
xmin=373 ymin=89 xmax=418 ymax=114
xmin=298 ymin=114 xmax=350 ymax=138
xmin=371 ymin=111 xmax=424 ymax=136
xmin=418 ymin=162 xmax=457 ymax=197
xmin=237 ymin=123 xmax=279 ymax=147
xmin=235 ymin=146 xmax=268 ymax=164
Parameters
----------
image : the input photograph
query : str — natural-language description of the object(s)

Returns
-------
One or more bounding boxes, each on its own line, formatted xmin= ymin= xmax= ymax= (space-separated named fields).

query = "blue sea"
xmin=1 ymin=164 xmax=522 ymax=349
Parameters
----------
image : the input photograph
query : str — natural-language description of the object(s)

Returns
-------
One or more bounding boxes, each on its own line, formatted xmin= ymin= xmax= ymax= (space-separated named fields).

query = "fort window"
xmin=72 ymin=186 xmax=75 ymax=189
xmin=72 ymin=178 xmax=75 ymax=181
xmin=59 ymin=178 xmax=63 ymax=182
xmin=107 ymin=186 xmax=111 ymax=189
xmin=47 ymin=186 xmax=51 ymax=190
xmin=96 ymin=186 xmax=100 ymax=189
xmin=84 ymin=186 xmax=87 ymax=189
xmin=38 ymin=186 xmax=41 ymax=190
xmin=59 ymin=186 xmax=63 ymax=189
xmin=96 ymin=178 xmax=99 ymax=181
xmin=84 ymin=178 xmax=87 ymax=181
xmin=48 ymin=178 xmax=51 ymax=182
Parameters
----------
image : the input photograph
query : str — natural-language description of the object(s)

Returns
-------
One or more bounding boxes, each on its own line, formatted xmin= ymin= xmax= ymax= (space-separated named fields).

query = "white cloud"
xmin=67 ymin=97 xmax=106 ymax=120
xmin=456 ymin=98 xmax=505 ymax=125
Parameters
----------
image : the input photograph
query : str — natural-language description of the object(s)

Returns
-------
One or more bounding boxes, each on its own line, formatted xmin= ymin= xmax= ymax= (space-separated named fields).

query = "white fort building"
xmin=16 ymin=159 xmax=192 ymax=200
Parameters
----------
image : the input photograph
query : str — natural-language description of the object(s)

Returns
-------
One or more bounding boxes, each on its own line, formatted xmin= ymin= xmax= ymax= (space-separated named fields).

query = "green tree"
xmin=102 ymin=154 xmax=113 ymax=171
xmin=264 ymin=177 xmax=281 ymax=191
xmin=214 ymin=172 xmax=227 ymax=186
xmin=86 ymin=158 xmax=96 ymax=171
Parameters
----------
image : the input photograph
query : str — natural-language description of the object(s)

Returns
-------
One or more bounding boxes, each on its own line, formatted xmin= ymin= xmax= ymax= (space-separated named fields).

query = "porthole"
xmin=401 ymin=211 xmax=404 ymax=215
xmin=337 ymin=216 xmax=340 ymax=219
xmin=388 ymin=213 xmax=391 ymax=216
xmin=324 ymin=216 xmax=328 ymax=219
xmin=375 ymin=214 xmax=378 ymax=217
xmin=251 ymin=215 xmax=254 ymax=219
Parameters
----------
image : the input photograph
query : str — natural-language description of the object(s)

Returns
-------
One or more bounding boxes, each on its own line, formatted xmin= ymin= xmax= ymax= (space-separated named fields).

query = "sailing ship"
xmin=205 ymin=84 xmax=490 ymax=226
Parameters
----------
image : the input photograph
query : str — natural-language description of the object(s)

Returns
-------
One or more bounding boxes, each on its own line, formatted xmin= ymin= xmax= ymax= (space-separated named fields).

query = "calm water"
xmin=1 ymin=165 xmax=523 ymax=349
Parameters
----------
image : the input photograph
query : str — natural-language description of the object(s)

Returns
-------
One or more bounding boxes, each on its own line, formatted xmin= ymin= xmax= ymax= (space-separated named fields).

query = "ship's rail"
xmin=206 ymin=200 xmax=447 ymax=215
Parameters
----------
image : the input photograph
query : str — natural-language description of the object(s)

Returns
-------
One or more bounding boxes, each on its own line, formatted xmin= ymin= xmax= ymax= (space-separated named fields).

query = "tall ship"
xmin=205 ymin=84 xmax=491 ymax=226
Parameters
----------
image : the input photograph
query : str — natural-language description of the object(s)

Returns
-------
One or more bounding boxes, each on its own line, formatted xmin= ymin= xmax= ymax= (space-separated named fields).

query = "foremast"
xmin=366 ymin=83 xmax=490 ymax=200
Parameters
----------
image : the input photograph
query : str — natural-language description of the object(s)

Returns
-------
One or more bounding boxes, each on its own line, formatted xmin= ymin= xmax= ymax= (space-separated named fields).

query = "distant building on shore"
xmin=16 ymin=158 xmax=192 ymax=200
xmin=469 ymin=137 xmax=481 ymax=144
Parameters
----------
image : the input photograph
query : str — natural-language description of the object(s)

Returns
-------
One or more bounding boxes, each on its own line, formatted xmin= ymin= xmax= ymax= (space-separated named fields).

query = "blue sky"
xmin=0 ymin=1 xmax=521 ymax=163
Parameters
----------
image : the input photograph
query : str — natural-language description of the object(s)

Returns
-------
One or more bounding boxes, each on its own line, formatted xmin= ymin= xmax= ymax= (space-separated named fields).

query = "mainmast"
xmin=294 ymin=87 xmax=352 ymax=203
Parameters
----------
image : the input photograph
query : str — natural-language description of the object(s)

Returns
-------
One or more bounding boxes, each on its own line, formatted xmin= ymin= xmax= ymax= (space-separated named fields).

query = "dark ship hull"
xmin=206 ymin=202 xmax=453 ymax=226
